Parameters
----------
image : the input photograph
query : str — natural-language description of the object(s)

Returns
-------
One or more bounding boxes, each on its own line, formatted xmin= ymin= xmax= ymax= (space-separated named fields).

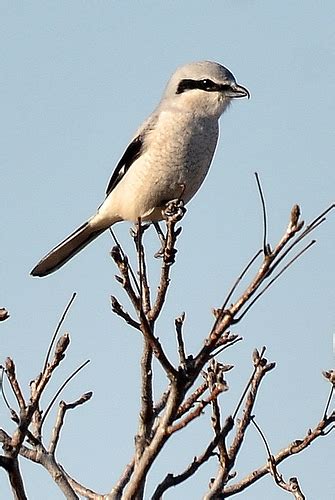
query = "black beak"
xmin=228 ymin=83 xmax=250 ymax=99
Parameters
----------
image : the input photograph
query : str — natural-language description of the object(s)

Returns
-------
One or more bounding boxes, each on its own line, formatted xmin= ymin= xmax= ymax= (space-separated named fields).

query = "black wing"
xmin=105 ymin=135 xmax=143 ymax=197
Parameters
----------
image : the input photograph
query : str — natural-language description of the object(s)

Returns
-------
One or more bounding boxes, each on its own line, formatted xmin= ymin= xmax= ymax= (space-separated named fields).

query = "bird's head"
xmin=162 ymin=61 xmax=250 ymax=118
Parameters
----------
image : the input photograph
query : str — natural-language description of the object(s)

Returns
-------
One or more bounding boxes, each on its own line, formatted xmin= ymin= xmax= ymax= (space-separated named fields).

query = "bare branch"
xmin=138 ymin=314 xmax=177 ymax=379
xmin=38 ymin=456 xmax=79 ymax=499
xmin=4 ymin=358 xmax=26 ymax=412
xmin=208 ymin=360 xmax=229 ymax=468
xmin=153 ymin=387 xmax=171 ymax=417
xmin=110 ymin=296 xmax=141 ymax=330
xmin=0 ymin=366 xmax=20 ymax=423
xmin=254 ymin=172 xmax=270 ymax=255
xmin=123 ymin=383 xmax=183 ymax=499
xmin=220 ymin=249 xmax=262 ymax=312
xmin=194 ymin=204 xmax=333 ymax=370
xmin=175 ymin=312 xmax=187 ymax=366
xmin=322 ymin=370 xmax=334 ymax=418
xmin=10 ymin=334 xmax=71 ymax=456
xmin=0 ymin=455 xmax=28 ymax=500
xmin=168 ymin=386 xmax=224 ymax=434
xmin=43 ymin=292 xmax=77 ymax=373
xmin=109 ymin=458 xmax=135 ymax=499
xmin=110 ymin=226 xmax=141 ymax=295
xmin=176 ymin=382 xmax=208 ymax=419
xmin=268 ymin=458 xmax=306 ymax=499
xmin=208 ymin=334 xmax=242 ymax=360
xmin=136 ymin=219 xmax=151 ymax=314
xmin=111 ymin=246 xmax=140 ymax=312
xmin=49 ymin=392 xmax=92 ymax=454
xmin=232 ymin=347 xmax=267 ymax=420
xmin=41 ymin=359 xmax=90 ymax=426
xmin=59 ymin=463 xmax=103 ymax=500
xmin=236 ymin=240 xmax=316 ymax=322
xmin=250 ymin=417 xmax=306 ymax=498
xmin=135 ymin=339 xmax=154 ymax=464
xmin=148 ymin=201 xmax=185 ymax=322
xmin=223 ymin=412 xmax=335 ymax=497
xmin=229 ymin=351 xmax=275 ymax=459
xmin=152 ymin=416 xmax=234 ymax=499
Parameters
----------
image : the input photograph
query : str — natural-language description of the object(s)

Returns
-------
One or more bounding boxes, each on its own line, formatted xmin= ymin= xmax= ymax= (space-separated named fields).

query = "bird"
xmin=31 ymin=60 xmax=249 ymax=277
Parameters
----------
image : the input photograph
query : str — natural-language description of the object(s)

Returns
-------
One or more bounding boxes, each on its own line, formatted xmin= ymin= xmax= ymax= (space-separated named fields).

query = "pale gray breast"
xmin=145 ymin=111 xmax=219 ymax=204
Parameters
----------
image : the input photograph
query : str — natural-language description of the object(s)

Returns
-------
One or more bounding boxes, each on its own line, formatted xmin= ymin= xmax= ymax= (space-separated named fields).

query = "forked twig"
xmin=236 ymin=239 xmax=316 ymax=322
xmin=232 ymin=347 xmax=267 ymax=420
xmin=43 ymin=292 xmax=77 ymax=373
xmin=49 ymin=392 xmax=92 ymax=454
xmin=110 ymin=227 xmax=141 ymax=296
xmin=41 ymin=359 xmax=90 ymax=426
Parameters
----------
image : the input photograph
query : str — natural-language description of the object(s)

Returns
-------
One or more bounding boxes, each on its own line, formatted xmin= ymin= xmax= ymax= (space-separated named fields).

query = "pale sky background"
xmin=1 ymin=2 xmax=334 ymax=499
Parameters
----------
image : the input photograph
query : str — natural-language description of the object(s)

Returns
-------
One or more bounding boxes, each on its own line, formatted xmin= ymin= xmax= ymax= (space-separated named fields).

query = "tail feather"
xmin=31 ymin=221 xmax=106 ymax=277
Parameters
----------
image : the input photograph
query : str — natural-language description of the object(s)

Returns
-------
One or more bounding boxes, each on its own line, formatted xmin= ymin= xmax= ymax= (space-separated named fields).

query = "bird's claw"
xmin=162 ymin=199 xmax=186 ymax=222
xmin=130 ymin=222 xmax=151 ymax=239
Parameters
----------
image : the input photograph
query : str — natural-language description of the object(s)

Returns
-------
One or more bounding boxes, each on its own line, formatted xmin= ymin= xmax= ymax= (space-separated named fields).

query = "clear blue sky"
xmin=1 ymin=2 xmax=334 ymax=499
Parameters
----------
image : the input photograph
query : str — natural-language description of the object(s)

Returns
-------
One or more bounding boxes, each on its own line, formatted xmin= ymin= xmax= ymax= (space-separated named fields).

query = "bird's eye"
xmin=201 ymin=79 xmax=213 ymax=89
xmin=200 ymin=79 xmax=219 ymax=91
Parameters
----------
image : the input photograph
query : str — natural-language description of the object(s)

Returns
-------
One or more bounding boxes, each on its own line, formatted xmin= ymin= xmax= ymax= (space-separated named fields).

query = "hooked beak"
xmin=228 ymin=83 xmax=250 ymax=99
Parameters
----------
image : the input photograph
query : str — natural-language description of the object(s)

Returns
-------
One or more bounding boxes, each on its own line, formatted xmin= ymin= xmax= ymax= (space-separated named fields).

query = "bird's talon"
xmin=163 ymin=199 xmax=186 ymax=222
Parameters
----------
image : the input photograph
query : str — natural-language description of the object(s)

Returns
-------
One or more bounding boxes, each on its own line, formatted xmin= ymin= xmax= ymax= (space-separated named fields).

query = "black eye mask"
xmin=176 ymin=78 xmax=231 ymax=94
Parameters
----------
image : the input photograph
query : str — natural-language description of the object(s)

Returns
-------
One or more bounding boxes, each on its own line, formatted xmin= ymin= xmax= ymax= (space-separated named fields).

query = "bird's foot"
xmin=162 ymin=198 xmax=186 ymax=222
xmin=130 ymin=222 xmax=151 ymax=240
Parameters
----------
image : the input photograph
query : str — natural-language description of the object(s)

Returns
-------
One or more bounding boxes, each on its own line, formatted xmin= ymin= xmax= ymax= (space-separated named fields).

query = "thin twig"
xmin=153 ymin=388 xmax=171 ymax=417
xmin=168 ymin=386 xmax=223 ymax=434
xmin=151 ymin=416 xmax=234 ymax=500
xmin=43 ymin=293 xmax=77 ymax=373
xmin=136 ymin=218 xmax=151 ymax=314
xmin=176 ymin=382 xmax=208 ymax=419
xmin=49 ymin=392 xmax=92 ymax=454
xmin=111 ymin=296 xmax=141 ymax=330
xmin=236 ymin=240 xmax=316 ymax=322
xmin=251 ymin=418 xmax=307 ymax=499
xmin=223 ymin=413 xmax=334 ymax=497
xmin=175 ymin=313 xmax=187 ymax=366
xmin=109 ymin=458 xmax=135 ymax=499
xmin=4 ymin=358 xmax=26 ymax=412
xmin=41 ymin=359 xmax=90 ymax=426
xmin=232 ymin=347 xmax=266 ymax=420
xmin=267 ymin=204 xmax=334 ymax=279
xmin=208 ymin=335 xmax=243 ymax=360
xmin=111 ymin=246 xmax=140 ymax=313
xmin=0 ymin=366 xmax=14 ymax=414
xmin=254 ymin=172 xmax=269 ymax=254
xmin=220 ymin=249 xmax=262 ymax=313
xmin=250 ymin=416 xmax=272 ymax=457
xmin=110 ymin=227 xmax=141 ymax=296
xmin=323 ymin=384 xmax=334 ymax=420
xmin=148 ymin=205 xmax=185 ymax=322
xmin=138 ymin=312 xmax=177 ymax=379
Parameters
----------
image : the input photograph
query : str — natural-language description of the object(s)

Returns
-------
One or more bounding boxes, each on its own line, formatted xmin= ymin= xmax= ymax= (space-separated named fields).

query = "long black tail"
xmin=31 ymin=221 xmax=105 ymax=277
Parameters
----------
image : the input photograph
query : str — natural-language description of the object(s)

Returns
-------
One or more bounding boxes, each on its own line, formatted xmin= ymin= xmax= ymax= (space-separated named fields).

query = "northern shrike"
xmin=31 ymin=61 xmax=249 ymax=277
